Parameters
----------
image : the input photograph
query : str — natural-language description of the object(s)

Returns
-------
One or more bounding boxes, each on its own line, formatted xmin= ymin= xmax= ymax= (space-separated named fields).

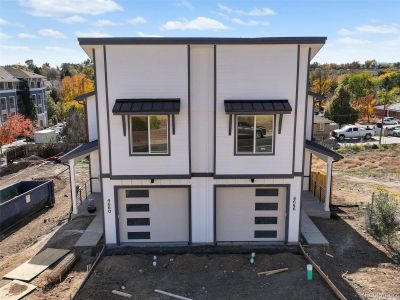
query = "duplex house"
xmin=61 ymin=37 xmax=342 ymax=246
xmin=1 ymin=66 xmax=47 ymax=128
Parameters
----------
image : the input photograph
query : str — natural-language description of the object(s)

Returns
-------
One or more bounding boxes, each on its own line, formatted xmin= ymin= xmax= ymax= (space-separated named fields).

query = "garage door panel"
xmin=216 ymin=187 xmax=287 ymax=242
xmin=118 ymin=187 xmax=189 ymax=243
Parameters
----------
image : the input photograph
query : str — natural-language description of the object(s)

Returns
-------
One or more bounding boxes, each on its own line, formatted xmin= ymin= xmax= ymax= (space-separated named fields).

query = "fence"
xmin=3 ymin=143 xmax=78 ymax=162
xmin=76 ymin=179 xmax=91 ymax=207
xmin=310 ymin=171 xmax=326 ymax=203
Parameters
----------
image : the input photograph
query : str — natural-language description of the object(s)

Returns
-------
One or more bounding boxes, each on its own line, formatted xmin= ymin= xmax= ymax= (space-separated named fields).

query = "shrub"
xmin=368 ymin=189 xmax=400 ymax=245
xmin=371 ymin=143 xmax=379 ymax=149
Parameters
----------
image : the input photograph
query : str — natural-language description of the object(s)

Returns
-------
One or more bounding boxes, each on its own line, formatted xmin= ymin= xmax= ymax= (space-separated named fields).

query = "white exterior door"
xmin=118 ymin=187 xmax=189 ymax=243
xmin=216 ymin=187 xmax=287 ymax=242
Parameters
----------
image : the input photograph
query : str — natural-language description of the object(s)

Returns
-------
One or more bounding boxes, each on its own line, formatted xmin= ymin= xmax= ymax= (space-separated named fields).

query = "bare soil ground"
xmin=0 ymin=160 xmax=100 ymax=299
xmin=77 ymin=252 xmax=336 ymax=300
xmin=309 ymin=144 xmax=400 ymax=299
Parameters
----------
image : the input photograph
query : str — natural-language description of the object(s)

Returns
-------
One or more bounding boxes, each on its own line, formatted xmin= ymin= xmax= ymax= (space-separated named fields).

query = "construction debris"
xmin=112 ymin=290 xmax=132 ymax=298
xmin=325 ymin=252 xmax=334 ymax=258
xmin=154 ymin=289 xmax=192 ymax=300
xmin=46 ymin=252 xmax=80 ymax=284
xmin=299 ymin=243 xmax=347 ymax=300
xmin=257 ymin=268 xmax=288 ymax=276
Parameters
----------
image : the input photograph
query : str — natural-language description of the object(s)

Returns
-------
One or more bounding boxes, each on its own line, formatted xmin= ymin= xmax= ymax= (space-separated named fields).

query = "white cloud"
xmin=128 ymin=17 xmax=146 ymax=25
xmin=337 ymin=37 xmax=372 ymax=45
xmin=248 ymin=8 xmax=276 ymax=16
xmin=18 ymin=0 xmax=123 ymax=17
xmin=387 ymin=37 xmax=400 ymax=47
xmin=218 ymin=3 xmax=244 ymax=15
xmin=39 ymin=28 xmax=67 ymax=38
xmin=217 ymin=4 xmax=275 ymax=17
xmin=232 ymin=18 xmax=268 ymax=26
xmin=75 ymin=31 xmax=111 ymax=37
xmin=94 ymin=19 xmax=119 ymax=26
xmin=0 ymin=18 xmax=8 ymax=25
xmin=0 ymin=45 xmax=30 ymax=51
xmin=18 ymin=32 xmax=37 ymax=39
xmin=45 ymin=46 xmax=71 ymax=52
xmin=137 ymin=32 xmax=162 ymax=37
xmin=0 ymin=32 xmax=11 ymax=39
xmin=59 ymin=15 xmax=87 ymax=24
xmin=161 ymin=17 xmax=228 ymax=31
xmin=177 ymin=0 xmax=193 ymax=9
xmin=338 ymin=24 xmax=398 ymax=35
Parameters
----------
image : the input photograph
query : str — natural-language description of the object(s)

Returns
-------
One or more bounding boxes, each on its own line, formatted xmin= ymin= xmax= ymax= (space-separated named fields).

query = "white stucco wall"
xmin=86 ymin=95 xmax=98 ymax=142
xmin=105 ymin=45 xmax=190 ymax=176
xmin=190 ymin=45 xmax=214 ymax=173
xmin=215 ymin=45 xmax=298 ymax=175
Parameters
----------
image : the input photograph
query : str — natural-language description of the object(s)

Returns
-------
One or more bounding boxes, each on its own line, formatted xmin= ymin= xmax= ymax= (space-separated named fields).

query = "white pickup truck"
xmin=332 ymin=125 xmax=375 ymax=141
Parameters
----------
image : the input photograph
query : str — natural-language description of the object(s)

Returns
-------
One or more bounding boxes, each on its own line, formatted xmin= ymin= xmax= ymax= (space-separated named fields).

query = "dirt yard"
xmin=309 ymin=144 xmax=400 ymax=299
xmin=0 ymin=159 xmax=101 ymax=299
xmin=77 ymin=252 xmax=336 ymax=300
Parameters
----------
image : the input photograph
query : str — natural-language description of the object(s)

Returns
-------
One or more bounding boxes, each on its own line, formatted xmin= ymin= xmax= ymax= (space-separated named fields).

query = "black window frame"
xmin=0 ymin=97 xmax=6 ymax=110
xmin=128 ymin=115 xmax=170 ymax=156
xmin=234 ymin=114 xmax=275 ymax=156
xmin=9 ymin=96 xmax=15 ymax=109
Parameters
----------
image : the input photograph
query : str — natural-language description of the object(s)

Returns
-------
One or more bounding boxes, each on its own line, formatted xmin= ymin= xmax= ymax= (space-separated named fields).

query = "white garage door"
xmin=216 ymin=187 xmax=287 ymax=242
xmin=118 ymin=187 xmax=189 ymax=243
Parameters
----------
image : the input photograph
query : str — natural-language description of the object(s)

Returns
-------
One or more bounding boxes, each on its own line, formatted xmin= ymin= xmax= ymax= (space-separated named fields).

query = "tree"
xmin=61 ymin=74 xmax=94 ymax=109
xmin=342 ymin=72 xmax=374 ymax=99
xmin=364 ymin=59 xmax=377 ymax=69
xmin=61 ymin=106 xmax=86 ymax=143
xmin=324 ymin=85 xmax=358 ymax=127
xmin=352 ymin=94 xmax=377 ymax=123
xmin=46 ymin=93 xmax=62 ymax=125
xmin=17 ymin=80 xmax=37 ymax=122
xmin=377 ymin=88 xmax=397 ymax=144
xmin=0 ymin=114 xmax=34 ymax=153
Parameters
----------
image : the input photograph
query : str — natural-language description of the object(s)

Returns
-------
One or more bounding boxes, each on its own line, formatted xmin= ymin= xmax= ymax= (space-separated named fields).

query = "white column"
xmin=324 ymin=157 xmax=333 ymax=212
xmin=69 ymin=159 xmax=78 ymax=214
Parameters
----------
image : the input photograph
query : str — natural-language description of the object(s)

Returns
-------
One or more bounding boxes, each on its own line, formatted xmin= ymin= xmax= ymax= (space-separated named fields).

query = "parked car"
xmin=237 ymin=121 xmax=266 ymax=138
xmin=381 ymin=117 xmax=399 ymax=125
xmin=332 ymin=125 xmax=375 ymax=141
xmin=387 ymin=126 xmax=400 ymax=137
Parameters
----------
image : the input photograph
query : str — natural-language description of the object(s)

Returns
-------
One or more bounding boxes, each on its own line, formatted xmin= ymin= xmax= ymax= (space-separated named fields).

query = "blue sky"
xmin=0 ymin=0 xmax=399 ymax=66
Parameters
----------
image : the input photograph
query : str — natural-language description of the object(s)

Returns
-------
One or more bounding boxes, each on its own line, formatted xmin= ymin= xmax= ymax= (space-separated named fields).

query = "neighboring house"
xmin=0 ymin=66 xmax=19 ymax=124
xmin=61 ymin=37 xmax=342 ymax=247
xmin=313 ymin=115 xmax=339 ymax=141
xmin=374 ymin=103 xmax=400 ymax=120
xmin=2 ymin=66 xmax=47 ymax=128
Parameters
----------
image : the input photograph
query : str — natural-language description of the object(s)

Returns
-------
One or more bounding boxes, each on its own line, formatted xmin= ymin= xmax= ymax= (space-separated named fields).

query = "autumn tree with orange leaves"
xmin=0 ymin=114 xmax=34 ymax=154
xmin=61 ymin=74 xmax=94 ymax=109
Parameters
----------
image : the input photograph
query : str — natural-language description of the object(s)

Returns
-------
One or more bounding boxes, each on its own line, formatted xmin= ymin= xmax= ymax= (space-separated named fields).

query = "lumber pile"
xmin=46 ymin=252 xmax=79 ymax=284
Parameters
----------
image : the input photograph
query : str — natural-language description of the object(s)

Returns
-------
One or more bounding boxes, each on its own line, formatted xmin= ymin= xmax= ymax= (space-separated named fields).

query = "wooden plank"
xmin=3 ymin=248 xmax=70 ymax=281
xmin=0 ymin=280 xmax=36 ymax=300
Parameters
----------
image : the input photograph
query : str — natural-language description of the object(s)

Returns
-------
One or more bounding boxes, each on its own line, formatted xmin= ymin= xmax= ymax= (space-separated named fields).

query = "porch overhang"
xmin=60 ymin=140 xmax=98 ymax=163
xmin=305 ymin=139 xmax=343 ymax=162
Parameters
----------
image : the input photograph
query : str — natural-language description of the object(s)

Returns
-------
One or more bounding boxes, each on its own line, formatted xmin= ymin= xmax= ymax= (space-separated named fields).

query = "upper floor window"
xmin=236 ymin=115 xmax=274 ymax=154
xmin=1 ymin=97 xmax=6 ymax=110
xmin=129 ymin=115 xmax=169 ymax=155
xmin=9 ymin=96 xmax=15 ymax=109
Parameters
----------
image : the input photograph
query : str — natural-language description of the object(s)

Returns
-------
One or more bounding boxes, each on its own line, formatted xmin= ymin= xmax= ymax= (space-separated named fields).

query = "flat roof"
xmin=78 ymin=36 xmax=327 ymax=46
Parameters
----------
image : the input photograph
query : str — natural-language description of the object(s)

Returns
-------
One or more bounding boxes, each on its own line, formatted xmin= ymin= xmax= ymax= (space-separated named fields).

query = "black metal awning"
xmin=112 ymin=99 xmax=180 ymax=115
xmin=224 ymin=100 xmax=292 ymax=115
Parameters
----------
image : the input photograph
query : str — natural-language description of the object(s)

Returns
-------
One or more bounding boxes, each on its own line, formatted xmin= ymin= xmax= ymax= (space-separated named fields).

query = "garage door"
xmin=118 ymin=187 xmax=189 ymax=243
xmin=216 ymin=187 xmax=287 ymax=242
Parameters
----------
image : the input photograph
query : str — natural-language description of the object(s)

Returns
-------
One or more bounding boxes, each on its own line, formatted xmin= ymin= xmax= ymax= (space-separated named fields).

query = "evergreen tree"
xmin=324 ymin=85 xmax=358 ymax=127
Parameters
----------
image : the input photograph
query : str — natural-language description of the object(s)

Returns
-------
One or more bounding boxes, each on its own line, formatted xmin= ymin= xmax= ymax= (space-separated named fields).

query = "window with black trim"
xmin=130 ymin=115 xmax=169 ymax=155
xmin=236 ymin=115 xmax=274 ymax=154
